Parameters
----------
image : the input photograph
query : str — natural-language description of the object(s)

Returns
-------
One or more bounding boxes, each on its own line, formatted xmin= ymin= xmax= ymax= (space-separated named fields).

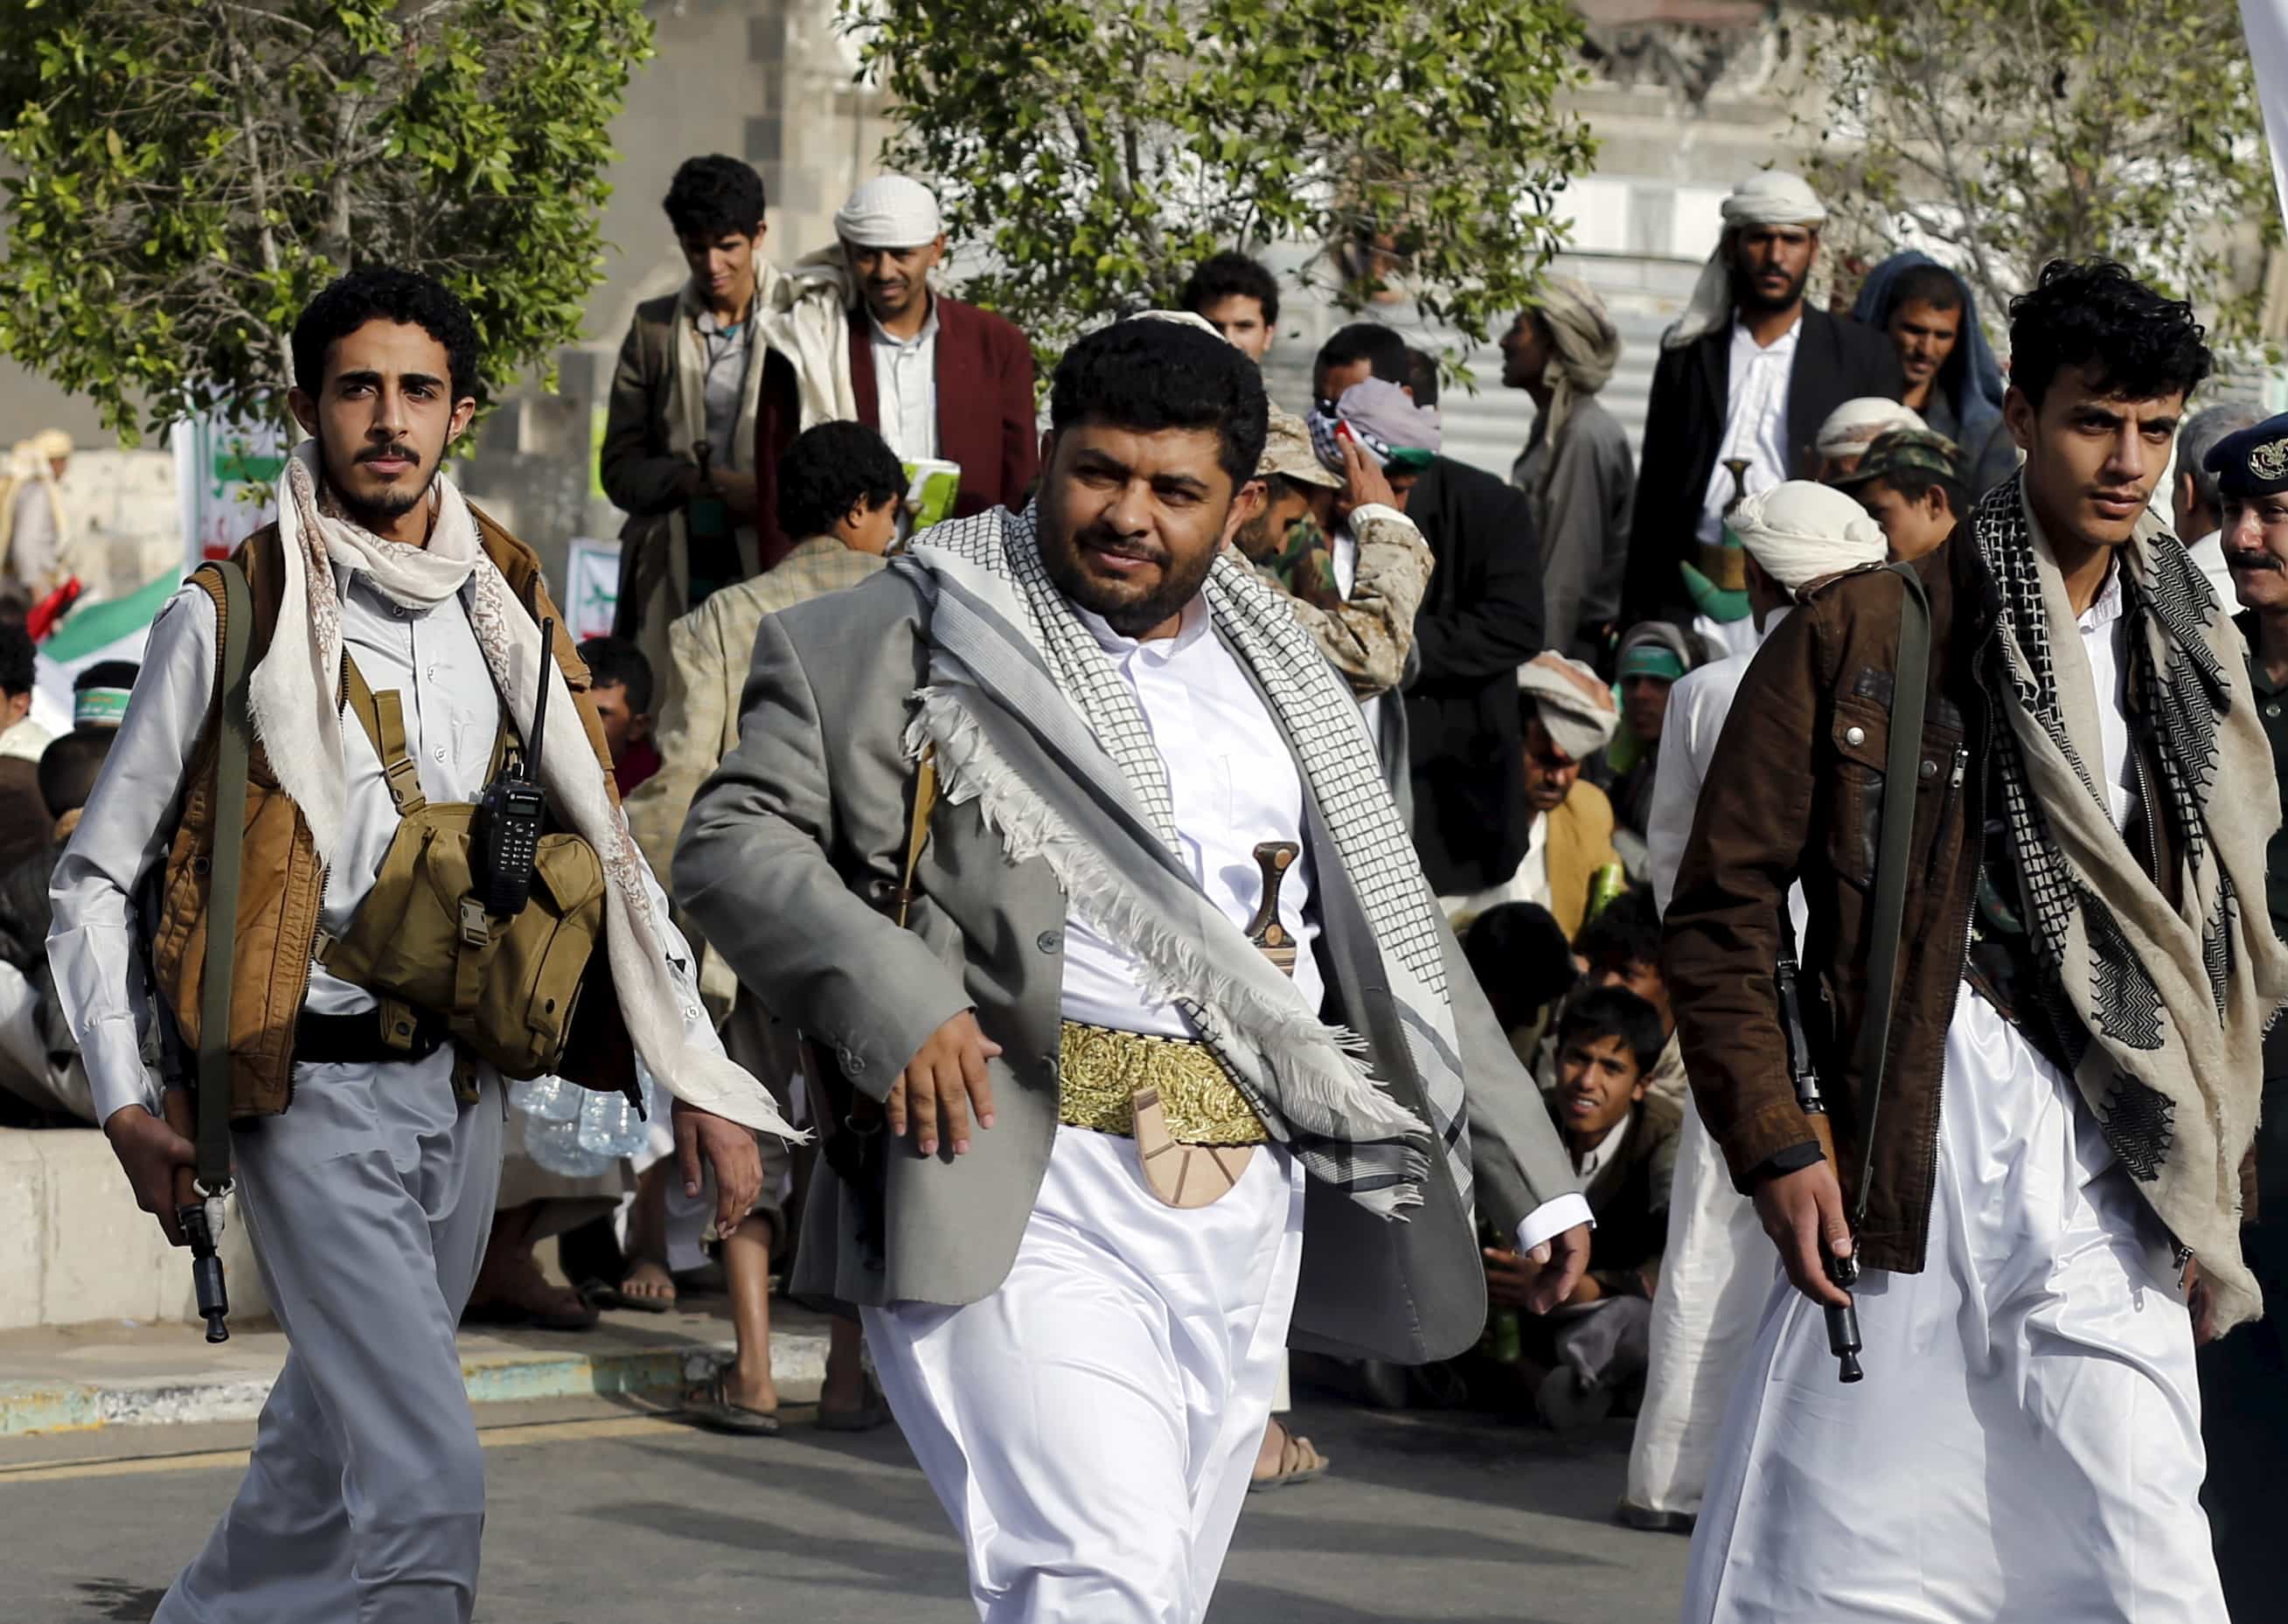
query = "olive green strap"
xmin=194 ymin=560 xmax=252 ymax=1196
xmin=1849 ymin=562 xmax=1932 ymax=1229
xmin=341 ymin=654 xmax=428 ymax=815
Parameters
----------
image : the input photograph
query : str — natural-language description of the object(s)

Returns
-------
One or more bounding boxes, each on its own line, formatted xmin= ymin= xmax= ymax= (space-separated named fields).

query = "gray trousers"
xmin=156 ymin=1051 xmax=504 ymax=1624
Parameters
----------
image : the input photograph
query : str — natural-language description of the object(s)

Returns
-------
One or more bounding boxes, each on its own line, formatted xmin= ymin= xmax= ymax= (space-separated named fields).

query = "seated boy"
xmin=1489 ymin=986 xmax=1680 ymax=1427
xmin=1571 ymin=886 xmax=1686 ymax=1104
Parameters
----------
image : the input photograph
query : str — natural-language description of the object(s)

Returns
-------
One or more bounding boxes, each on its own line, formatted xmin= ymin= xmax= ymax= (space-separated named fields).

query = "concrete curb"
xmin=0 ymin=1329 xmax=831 ymax=1439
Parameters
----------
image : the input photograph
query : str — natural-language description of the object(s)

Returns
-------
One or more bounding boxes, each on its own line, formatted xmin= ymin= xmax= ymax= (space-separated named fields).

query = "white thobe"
xmin=1631 ymin=614 xmax=1806 ymax=1524
xmin=863 ymin=598 xmax=1579 ymax=1624
xmin=1684 ymin=564 xmax=2226 ymax=1622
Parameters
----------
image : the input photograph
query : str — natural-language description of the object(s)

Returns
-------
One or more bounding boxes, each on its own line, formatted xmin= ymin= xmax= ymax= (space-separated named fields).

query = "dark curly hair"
xmin=1555 ymin=984 xmax=1666 ymax=1079
xmin=1179 ymin=251 xmax=1281 ymax=329
xmin=664 ymin=155 xmax=767 ymax=240
xmin=1463 ymin=900 xmax=1578 ymax=1035
xmin=1051 ymin=317 xmax=1268 ymax=487
xmin=776 ymin=420 xmax=908 ymax=541
xmin=2008 ymin=259 xmax=2212 ymax=408
xmin=292 ymin=266 xmax=481 ymax=402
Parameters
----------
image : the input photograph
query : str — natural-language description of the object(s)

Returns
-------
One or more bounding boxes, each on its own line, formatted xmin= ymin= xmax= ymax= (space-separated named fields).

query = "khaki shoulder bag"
xmin=318 ymin=654 xmax=608 ymax=1081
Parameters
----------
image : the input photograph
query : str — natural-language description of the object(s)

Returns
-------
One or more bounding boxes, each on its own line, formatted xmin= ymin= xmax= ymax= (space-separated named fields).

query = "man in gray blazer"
xmin=677 ymin=316 xmax=1589 ymax=1624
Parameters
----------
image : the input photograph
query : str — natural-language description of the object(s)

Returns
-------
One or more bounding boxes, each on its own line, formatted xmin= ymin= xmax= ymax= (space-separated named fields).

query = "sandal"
xmin=817 ymin=1376 xmax=893 ymax=1433
xmin=686 ymin=1371 xmax=782 ymax=1436
xmin=1248 ymin=1419 xmax=1331 ymax=1492
xmin=587 ymin=1260 xmax=677 ymax=1315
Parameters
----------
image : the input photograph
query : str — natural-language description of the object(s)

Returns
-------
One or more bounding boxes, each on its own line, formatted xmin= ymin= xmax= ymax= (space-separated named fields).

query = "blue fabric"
xmin=1852 ymin=251 xmax=2006 ymax=464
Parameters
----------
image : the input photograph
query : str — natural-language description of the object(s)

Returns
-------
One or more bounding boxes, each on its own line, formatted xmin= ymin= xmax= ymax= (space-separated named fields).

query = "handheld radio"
xmin=469 ymin=618 xmax=553 ymax=918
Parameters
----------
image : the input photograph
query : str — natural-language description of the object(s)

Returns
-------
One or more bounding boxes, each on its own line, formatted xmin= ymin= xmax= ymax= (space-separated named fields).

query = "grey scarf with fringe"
xmin=895 ymin=503 xmax=1465 ymax=1219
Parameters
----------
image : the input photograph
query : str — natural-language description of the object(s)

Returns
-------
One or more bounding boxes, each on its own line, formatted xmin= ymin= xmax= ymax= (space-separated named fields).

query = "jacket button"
xmin=1036 ymin=930 xmax=1062 ymax=954
xmin=1845 ymin=725 xmax=1867 ymax=746
xmin=1920 ymin=759 xmax=1937 ymax=780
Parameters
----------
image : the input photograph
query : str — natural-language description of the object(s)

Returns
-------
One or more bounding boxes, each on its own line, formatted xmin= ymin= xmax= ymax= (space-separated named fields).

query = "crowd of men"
xmin=33 ymin=141 xmax=2288 ymax=1624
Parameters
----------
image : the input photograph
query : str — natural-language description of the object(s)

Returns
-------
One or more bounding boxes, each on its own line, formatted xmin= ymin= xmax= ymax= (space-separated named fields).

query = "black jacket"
xmin=1623 ymin=308 xmax=1902 ymax=622
xmin=1402 ymin=455 xmax=1545 ymax=895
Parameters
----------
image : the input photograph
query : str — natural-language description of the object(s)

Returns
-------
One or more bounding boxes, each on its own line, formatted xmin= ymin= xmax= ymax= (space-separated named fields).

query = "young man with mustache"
xmin=678 ymin=315 xmax=1591 ymax=1623
xmin=49 ymin=267 xmax=786 ymax=1624
xmin=1624 ymin=171 xmax=1902 ymax=629
xmin=1667 ymin=259 xmax=2285 ymax=1621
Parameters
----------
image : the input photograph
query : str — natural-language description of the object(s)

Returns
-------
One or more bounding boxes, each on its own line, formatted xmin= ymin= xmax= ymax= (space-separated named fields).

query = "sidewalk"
xmin=0 ymin=1299 xmax=831 ymax=1439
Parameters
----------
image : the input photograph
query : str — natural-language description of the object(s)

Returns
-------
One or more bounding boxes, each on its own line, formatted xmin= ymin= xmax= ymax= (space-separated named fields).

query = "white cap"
xmin=834 ymin=174 xmax=943 ymax=249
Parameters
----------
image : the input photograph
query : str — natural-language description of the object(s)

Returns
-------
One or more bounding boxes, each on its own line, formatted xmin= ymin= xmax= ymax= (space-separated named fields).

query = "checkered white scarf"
xmin=898 ymin=503 xmax=1471 ymax=1218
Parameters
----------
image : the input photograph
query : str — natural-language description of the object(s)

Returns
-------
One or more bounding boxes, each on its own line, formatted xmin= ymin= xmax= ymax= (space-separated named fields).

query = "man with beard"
xmin=48 ymin=267 xmax=786 ymax=1624
xmin=2198 ymin=413 xmax=2288 ymax=1619
xmin=755 ymin=174 xmax=1037 ymax=552
xmin=677 ymin=315 xmax=1590 ymax=1622
xmin=1624 ymin=172 xmax=1901 ymax=628
xmin=1668 ymin=259 xmax=2279 ymax=1621
xmin=2172 ymin=402 xmax=2259 ymax=606
xmin=1502 ymin=277 xmax=1635 ymax=664
xmin=1852 ymin=252 xmax=2019 ymax=499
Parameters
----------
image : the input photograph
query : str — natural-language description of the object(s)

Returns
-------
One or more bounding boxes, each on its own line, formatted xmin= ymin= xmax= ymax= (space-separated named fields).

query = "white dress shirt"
xmin=1694 ymin=316 xmax=1803 ymax=547
xmin=2079 ymin=558 xmax=2138 ymax=830
xmin=1573 ymin=1108 xmax=1631 ymax=1182
xmin=869 ymin=297 xmax=941 ymax=463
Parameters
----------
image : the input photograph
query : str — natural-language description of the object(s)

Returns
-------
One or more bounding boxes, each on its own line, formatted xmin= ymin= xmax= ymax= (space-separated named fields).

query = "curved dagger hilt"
xmin=1245 ymin=842 xmax=1301 ymax=977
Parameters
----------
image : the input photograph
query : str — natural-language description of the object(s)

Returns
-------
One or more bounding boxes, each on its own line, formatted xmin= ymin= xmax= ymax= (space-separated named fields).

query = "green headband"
xmin=73 ymin=687 xmax=129 ymax=727
xmin=1617 ymin=644 xmax=1687 ymax=682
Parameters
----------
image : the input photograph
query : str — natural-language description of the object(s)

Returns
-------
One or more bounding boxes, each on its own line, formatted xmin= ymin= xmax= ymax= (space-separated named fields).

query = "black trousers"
xmin=2200 ymin=1022 xmax=2288 ymax=1621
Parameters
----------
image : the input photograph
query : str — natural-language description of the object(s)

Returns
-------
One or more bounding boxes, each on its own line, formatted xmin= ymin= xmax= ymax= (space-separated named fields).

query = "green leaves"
xmin=841 ymin=0 xmax=1595 ymax=371
xmin=1799 ymin=0 xmax=2277 ymax=345
xmin=0 ymin=0 xmax=650 ymax=440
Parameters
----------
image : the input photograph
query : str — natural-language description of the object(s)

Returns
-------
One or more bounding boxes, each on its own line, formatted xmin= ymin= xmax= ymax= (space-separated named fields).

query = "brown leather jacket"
xmin=1666 ymin=528 xmax=2200 ymax=1272
xmin=149 ymin=509 xmax=624 ymax=1118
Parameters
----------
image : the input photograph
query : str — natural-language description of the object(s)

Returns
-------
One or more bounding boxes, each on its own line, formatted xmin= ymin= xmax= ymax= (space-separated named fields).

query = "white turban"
xmin=834 ymin=174 xmax=943 ymax=248
xmin=1816 ymin=398 xmax=1926 ymax=459
xmin=1666 ymin=170 xmax=1830 ymax=350
xmin=1515 ymin=652 xmax=1619 ymax=760
xmin=1728 ymin=480 xmax=1888 ymax=597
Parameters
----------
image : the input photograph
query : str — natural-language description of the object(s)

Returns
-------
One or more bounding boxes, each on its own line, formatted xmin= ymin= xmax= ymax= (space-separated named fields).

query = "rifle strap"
xmin=1848 ymin=561 xmax=1932 ymax=1230
xmin=193 ymin=559 xmax=254 ymax=1197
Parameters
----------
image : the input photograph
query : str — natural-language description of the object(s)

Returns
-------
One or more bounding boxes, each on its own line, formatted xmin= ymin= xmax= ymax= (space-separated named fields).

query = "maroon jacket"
xmin=756 ymin=294 xmax=1039 ymax=566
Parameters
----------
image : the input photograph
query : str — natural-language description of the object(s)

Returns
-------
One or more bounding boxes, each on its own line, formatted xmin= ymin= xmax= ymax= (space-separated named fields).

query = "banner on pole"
xmin=564 ymin=538 xmax=621 ymax=642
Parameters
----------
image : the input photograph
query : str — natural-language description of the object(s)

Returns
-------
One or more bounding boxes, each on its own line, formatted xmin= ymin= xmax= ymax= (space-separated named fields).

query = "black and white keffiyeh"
xmin=1971 ymin=472 xmax=2288 ymax=1332
xmin=895 ymin=503 xmax=1469 ymax=1218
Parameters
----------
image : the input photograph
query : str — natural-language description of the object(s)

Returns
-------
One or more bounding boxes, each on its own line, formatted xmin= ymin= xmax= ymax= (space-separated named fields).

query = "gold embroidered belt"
xmin=1056 ymin=1021 xmax=1269 ymax=1146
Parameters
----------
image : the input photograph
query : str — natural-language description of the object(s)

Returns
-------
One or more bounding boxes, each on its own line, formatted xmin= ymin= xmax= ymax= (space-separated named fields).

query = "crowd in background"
xmin=14 ymin=143 xmax=2283 ymax=1596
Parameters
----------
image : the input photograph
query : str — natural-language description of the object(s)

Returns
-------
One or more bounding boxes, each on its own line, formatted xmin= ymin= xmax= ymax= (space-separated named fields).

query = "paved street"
xmin=3 ymin=1396 xmax=1687 ymax=1621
